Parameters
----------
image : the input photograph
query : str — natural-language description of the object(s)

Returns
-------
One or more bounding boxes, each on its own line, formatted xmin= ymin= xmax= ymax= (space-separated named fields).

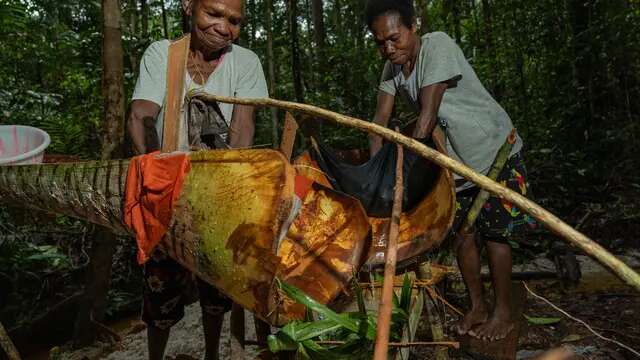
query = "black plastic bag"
xmin=311 ymin=138 xmax=439 ymax=217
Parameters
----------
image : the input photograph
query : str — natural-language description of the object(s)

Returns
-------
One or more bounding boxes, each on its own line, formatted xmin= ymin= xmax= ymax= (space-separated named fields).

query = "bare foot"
xmin=454 ymin=304 xmax=489 ymax=335
xmin=468 ymin=311 xmax=514 ymax=341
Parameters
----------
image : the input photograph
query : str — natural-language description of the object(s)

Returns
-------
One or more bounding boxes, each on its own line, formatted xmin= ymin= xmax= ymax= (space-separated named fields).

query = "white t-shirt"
xmin=132 ymin=40 xmax=269 ymax=151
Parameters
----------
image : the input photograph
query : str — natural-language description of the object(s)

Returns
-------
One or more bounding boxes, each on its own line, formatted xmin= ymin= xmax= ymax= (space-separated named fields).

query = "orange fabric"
xmin=124 ymin=151 xmax=191 ymax=264
xmin=294 ymin=175 xmax=314 ymax=199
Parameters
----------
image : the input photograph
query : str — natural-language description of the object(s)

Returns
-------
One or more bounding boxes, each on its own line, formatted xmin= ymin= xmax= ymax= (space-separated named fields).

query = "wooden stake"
xmin=0 ymin=321 xmax=20 ymax=360
xmin=373 ymin=138 xmax=404 ymax=360
xmin=195 ymin=94 xmax=640 ymax=293
xmin=279 ymin=112 xmax=299 ymax=161
xmin=418 ymin=263 xmax=449 ymax=360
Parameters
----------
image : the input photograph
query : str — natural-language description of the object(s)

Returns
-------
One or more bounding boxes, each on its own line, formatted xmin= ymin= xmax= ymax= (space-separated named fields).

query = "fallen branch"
xmin=0 ymin=320 xmax=20 ymax=360
xmin=523 ymin=282 xmax=640 ymax=357
xmin=317 ymin=340 xmax=460 ymax=349
xmin=196 ymin=94 xmax=640 ymax=293
xmin=245 ymin=339 xmax=460 ymax=349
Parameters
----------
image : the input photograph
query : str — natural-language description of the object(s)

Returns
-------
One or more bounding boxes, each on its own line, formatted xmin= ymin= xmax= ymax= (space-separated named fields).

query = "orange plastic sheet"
xmin=124 ymin=151 xmax=191 ymax=264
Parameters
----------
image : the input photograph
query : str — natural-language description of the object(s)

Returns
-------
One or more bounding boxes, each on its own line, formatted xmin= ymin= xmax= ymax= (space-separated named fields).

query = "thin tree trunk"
xmin=288 ymin=0 xmax=305 ymax=103
xmin=266 ymin=0 xmax=279 ymax=147
xmin=182 ymin=7 xmax=190 ymax=34
xmin=417 ymin=0 xmax=431 ymax=34
xmin=160 ymin=0 xmax=169 ymax=38
xmin=74 ymin=0 xmax=125 ymax=346
xmin=247 ymin=0 xmax=256 ymax=47
xmin=127 ymin=0 xmax=139 ymax=77
xmin=481 ymin=0 xmax=501 ymax=100
xmin=101 ymin=0 xmax=125 ymax=161
xmin=450 ymin=0 xmax=462 ymax=43
xmin=333 ymin=0 xmax=342 ymax=38
xmin=140 ymin=0 xmax=149 ymax=40
xmin=470 ymin=0 xmax=480 ymax=46
xmin=304 ymin=0 xmax=315 ymax=86
xmin=311 ymin=0 xmax=326 ymax=49
xmin=570 ymin=0 xmax=594 ymax=144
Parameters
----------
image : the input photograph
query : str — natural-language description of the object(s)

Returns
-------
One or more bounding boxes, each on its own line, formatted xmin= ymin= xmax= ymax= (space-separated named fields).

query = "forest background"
xmin=0 ymin=0 xmax=639 ymax=353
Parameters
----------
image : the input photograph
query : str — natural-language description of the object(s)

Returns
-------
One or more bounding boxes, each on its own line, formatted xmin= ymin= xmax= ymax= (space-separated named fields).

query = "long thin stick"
xmin=460 ymin=129 xmax=516 ymax=235
xmin=243 ymin=340 xmax=460 ymax=349
xmin=196 ymin=94 xmax=640 ymax=293
xmin=0 ymin=321 xmax=20 ymax=360
xmin=523 ymin=282 xmax=640 ymax=357
xmin=319 ymin=341 xmax=460 ymax=349
xmin=373 ymin=139 xmax=404 ymax=360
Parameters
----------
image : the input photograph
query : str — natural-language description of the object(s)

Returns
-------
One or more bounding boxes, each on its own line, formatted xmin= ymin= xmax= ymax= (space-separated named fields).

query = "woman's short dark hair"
xmin=365 ymin=0 xmax=415 ymax=30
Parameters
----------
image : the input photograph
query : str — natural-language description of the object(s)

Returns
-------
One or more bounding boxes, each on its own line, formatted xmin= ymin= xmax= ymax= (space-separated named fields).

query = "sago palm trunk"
xmin=0 ymin=150 xmax=371 ymax=326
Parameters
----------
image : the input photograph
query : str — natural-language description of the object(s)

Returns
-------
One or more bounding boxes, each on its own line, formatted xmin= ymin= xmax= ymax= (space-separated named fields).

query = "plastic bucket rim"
xmin=0 ymin=125 xmax=51 ymax=165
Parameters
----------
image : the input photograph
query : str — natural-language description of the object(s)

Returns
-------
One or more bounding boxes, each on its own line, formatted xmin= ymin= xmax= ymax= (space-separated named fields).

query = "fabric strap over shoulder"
xmin=162 ymin=34 xmax=191 ymax=152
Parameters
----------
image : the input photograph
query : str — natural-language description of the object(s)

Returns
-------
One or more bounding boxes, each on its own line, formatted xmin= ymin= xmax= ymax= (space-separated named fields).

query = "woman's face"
xmin=189 ymin=0 xmax=243 ymax=54
xmin=371 ymin=13 xmax=418 ymax=66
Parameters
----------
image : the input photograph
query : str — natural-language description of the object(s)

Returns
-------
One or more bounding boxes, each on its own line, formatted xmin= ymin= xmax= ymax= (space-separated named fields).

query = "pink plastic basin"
xmin=0 ymin=125 xmax=51 ymax=165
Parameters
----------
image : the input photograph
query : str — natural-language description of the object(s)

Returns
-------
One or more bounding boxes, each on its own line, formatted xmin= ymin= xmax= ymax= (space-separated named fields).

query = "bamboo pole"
xmin=196 ymin=94 xmax=640 ymax=292
xmin=460 ymin=129 xmax=516 ymax=235
xmin=373 ymin=138 xmax=404 ymax=360
xmin=0 ymin=321 xmax=20 ymax=360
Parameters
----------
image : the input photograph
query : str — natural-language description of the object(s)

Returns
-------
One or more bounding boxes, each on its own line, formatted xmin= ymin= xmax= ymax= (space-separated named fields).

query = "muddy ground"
xmin=37 ymin=252 xmax=640 ymax=360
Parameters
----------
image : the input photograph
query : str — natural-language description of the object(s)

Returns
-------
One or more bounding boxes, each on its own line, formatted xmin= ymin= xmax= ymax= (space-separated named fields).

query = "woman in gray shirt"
xmin=366 ymin=0 xmax=537 ymax=341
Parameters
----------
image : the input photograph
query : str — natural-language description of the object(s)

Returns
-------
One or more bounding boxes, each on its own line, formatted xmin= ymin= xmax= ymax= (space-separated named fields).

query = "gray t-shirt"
xmin=132 ymin=40 xmax=269 ymax=150
xmin=379 ymin=32 xmax=523 ymax=187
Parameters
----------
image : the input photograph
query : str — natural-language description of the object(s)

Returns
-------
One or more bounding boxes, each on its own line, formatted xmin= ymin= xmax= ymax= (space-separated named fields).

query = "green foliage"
xmin=269 ymin=275 xmax=414 ymax=359
xmin=523 ymin=314 xmax=562 ymax=325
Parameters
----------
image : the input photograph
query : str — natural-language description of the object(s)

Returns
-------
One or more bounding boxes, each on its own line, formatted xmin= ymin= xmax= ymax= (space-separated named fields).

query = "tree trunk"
xmin=74 ymin=0 xmax=126 ymax=346
xmin=450 ymin=0 xmax=462 ymax=43
xmin=182 ymin=7 xmax=190 ymax=34
xmin=101 ymin=0 xmax=125 ymax=161
xmin=127 ymin=0 xmax=139 ymax=77
xmin=480 ymin=0 xmax=502 ymax=100
xmin=266 ymin=0 xmax=279 ymax=147
xmin=311 ymin=0 xmax=325 ymax=49
xmin=160 ymin=0 xmax=169 ymax=38
xmin=140 ymin=0 xmax=149 ymax=41
xmin=333 ymin=0 xmax=342 ymax=40
xmin=288 ymin=0 xmax=305 ymax=103
xmin=247 ymin=0 xmax=256 ymax=47
xmin=417 ymin=0 xmax=431 ymax=34
xmin=569 ymin=0 xmax=594 ymax=144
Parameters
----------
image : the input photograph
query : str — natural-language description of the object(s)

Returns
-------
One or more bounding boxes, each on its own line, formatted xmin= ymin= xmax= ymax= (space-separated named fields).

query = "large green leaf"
xmin=282 ymin=319 xmax=343 ymax=342
xmin=399 ymin=273 xmax=412 ymax=313
xmin=523 ymin=314 xmax=562 ymax=325
xmin=277 ymin=278 xmax=361 ymax=333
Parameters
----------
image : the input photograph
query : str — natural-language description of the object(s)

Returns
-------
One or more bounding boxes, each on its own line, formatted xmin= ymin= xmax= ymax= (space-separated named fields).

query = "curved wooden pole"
xmin=195 ymin=94 xmax=640 ymax=292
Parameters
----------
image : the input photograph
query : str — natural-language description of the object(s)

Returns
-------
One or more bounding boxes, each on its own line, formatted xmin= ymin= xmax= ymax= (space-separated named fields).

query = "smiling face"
xmin=185 ymin=0 xmax=243 ymax=55
xmin=371 ymin=12 xmax=418 ymax=66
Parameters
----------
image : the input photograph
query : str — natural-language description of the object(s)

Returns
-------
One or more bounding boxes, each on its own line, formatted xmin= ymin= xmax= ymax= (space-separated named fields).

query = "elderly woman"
xmin=365 ymin=0 xmax=536 ymax=341
xmin=128 ymin=0 xmax=268 ymax=358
